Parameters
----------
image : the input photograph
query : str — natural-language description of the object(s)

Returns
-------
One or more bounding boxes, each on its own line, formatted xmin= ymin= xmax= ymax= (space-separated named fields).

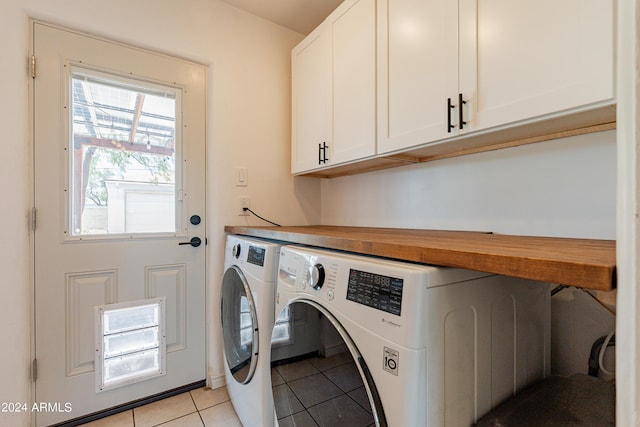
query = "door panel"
xmin=146 ymin=264 xmax=187 ymax=352
xmin=33 ymin=22 xmax=206 ymax=426
xmin=459 ymin=0 xmax=614 ymax=131
xmin=66 ymin=270 xmax=118 ymax=376
xmin=331 ymin=0 xmax=376 ymax=164
xmin=291 ymin=29 xmax=331 ymax=173
xmin=377 ymin=0 xmax=459 ymax=153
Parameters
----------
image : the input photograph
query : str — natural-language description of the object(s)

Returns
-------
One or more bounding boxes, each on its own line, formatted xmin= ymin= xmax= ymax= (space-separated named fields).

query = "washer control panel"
xmin=247 ymin=245 xmax=266 ymax=267
xmin=346 ymin=269 xmax=404 ymax=316
xmin=278 ymin=247 xmax=404 ymax=315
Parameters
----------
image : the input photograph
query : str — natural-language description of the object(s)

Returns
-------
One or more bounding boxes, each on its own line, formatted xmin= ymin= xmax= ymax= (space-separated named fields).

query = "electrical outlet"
xmin=239 ymin=198 xmax=250 ymax=216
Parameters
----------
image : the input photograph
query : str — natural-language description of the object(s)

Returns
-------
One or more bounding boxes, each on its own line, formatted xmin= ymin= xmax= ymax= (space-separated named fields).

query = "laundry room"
xmin=0 ymin=0 xmax=635 ymax=426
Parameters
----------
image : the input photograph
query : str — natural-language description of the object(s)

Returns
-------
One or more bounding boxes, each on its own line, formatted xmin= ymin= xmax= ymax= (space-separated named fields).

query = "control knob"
xmin=232 ymin=243 xmax=241 ymax=259
xmin=308 ymin=263 xmax=325 ymax=291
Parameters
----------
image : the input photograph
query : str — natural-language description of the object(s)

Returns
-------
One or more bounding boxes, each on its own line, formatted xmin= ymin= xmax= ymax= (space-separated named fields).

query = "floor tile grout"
xmin=79 ymin=387 xmax=239 ymax=427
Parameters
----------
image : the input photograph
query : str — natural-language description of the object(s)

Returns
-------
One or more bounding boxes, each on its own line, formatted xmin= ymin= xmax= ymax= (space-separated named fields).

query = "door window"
xmin=69 ymin=67 xmax=182 ymax=237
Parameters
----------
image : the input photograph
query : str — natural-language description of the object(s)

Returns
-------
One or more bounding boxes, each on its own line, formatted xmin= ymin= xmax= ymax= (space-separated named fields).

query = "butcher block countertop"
xmin=224 ymin=225 xmax=616 ymax=291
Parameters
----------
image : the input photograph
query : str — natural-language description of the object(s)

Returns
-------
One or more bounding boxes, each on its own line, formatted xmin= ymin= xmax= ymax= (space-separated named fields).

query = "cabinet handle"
xmin=318 ymin=142 xmax=329 ymax=165
xmin=458 ymin=93 xmax=467 ymax=130
xmin=447 ymin=98 xmax=455 ymax=133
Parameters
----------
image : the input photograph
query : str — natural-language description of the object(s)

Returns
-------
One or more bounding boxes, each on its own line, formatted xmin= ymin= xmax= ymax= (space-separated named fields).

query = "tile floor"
xmin=79 ymin=386 xmax=242 ymax=427
xmin=80 ymin=351 xmax=374 ymax=427
xmin=271 ymin=352 xmax=375 ymax=427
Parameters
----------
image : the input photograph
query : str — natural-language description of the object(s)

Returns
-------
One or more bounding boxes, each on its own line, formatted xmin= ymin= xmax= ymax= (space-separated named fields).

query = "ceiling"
xmin=219 ymin=0 xmax=343 ymax=35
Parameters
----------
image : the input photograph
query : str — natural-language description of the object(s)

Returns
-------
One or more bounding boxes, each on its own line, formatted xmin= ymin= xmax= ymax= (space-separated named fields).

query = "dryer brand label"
xmin=383 ymin=346 xmax=399 ymax=376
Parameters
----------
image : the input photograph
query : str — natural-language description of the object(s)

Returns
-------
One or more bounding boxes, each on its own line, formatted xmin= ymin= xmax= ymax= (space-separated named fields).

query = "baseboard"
xmin=209 ymin=373 xmax=226 ymax=389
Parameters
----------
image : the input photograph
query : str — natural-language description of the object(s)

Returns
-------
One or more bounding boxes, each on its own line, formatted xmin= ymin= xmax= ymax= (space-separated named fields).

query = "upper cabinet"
xmin=378 ymin=0 xmax=615 ymax=154
xmin=377 ymin=0 xmax=459 ymax=153
xmin=458 ymin=0 xmax=615 ymax=134
xmin=291 ymin=26 xmax=331 ymax=173
xmin=291 ymin=0 xmax=376 ymax=174
xmin=293 ymin=0 xmax=615 ymax=176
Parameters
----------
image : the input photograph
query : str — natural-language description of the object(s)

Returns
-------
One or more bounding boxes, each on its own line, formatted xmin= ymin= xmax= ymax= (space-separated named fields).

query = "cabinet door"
xmin=330 ymin=0 xmax=377 ymax=164
xmin=291 ymin=27 xmax=331 ymax=174
xmin=377 ymin=0 xmax=459 ymax=154
xmin=459 ymin=0 xmax=614 ymax=133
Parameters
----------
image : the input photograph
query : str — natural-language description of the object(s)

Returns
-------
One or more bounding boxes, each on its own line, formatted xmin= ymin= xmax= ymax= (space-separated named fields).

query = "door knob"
xmin=179 ymin=237 xmax=202 ymax=247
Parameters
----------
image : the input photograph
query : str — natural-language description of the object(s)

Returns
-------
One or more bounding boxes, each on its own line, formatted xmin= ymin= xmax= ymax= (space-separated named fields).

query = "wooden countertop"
xmin=224 ymin=225 xmax=616 ymax=291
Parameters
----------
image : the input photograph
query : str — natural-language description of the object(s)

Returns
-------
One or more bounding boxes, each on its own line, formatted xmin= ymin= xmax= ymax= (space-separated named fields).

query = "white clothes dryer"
xmin=221 ymin=235 xmax=282 ymax=427
xmin=271 ymin=246 xmax=550 ymax=427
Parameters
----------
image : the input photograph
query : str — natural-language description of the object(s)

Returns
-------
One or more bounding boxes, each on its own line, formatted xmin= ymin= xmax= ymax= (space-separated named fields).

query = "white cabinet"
xmin=377 ymin=0 xmax=615 ymax=155
xmin=459 ymin=0 xmax=614 ymax=133
xmin=377 ymin=0 xmax=459 ymax=153
xmin=291 ymin=27 xmax=331 ymax=174
xmin=291 ymin=0 xmax=376 ymax=174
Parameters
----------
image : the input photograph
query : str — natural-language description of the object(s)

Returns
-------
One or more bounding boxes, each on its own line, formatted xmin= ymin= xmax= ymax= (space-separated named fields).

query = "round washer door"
xmin=271 ymin=300 xmax=387 ymax=427
xmin=221 ymin=265 xmax=259 ymax=384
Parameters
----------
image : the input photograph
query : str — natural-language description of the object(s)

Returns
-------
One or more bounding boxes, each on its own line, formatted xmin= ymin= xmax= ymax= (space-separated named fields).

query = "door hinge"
xmin=31 ymin=55 xmax=36 ymax=79
xmin=31 ymin=207 xmax=36 ymax=231
xmin=32 ymin=359 xmax=37 ymax=382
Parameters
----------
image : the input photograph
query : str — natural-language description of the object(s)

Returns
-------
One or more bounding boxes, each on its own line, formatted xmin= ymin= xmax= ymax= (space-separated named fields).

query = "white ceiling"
xmin=219 ymin=0 xmax=343 ymax=34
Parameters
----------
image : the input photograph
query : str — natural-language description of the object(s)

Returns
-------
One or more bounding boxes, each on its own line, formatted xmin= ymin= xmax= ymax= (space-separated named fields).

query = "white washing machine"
xmin=272 ymin=246 xmax=550 ymax=427
xmin=221 ymin=235 xmax=282 ymax=427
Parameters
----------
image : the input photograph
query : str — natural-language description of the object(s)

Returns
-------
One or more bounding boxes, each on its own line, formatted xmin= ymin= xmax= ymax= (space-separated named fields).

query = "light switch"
xmin=235 ymin=167 xmax=248 ymax=187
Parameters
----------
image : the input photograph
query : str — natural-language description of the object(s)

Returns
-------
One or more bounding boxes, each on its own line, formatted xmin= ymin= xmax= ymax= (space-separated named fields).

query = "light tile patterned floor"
xmin=80 ymin=387 xmax=241 ymax=427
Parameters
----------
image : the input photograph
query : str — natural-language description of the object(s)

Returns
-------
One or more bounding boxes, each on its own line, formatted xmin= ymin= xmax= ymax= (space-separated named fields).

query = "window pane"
xmin=70 ymin=68 xmax=178 ymax=236
xmin=96 ymin=298 xmax=166 ymax=392
xmin=103 ymin=348 xmax=160 ymax=384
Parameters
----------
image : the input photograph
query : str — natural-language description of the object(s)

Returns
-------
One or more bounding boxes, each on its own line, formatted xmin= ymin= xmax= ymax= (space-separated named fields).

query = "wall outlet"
xmin=239 ymin=198 xmax=250 ymax=216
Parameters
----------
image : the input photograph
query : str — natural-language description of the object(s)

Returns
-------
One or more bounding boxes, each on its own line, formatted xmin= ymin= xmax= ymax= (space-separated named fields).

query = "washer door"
xmin=221 ymin=265 xmax=258 ymax=384
xmin=271 ymin=300 xmax=387 ymax=427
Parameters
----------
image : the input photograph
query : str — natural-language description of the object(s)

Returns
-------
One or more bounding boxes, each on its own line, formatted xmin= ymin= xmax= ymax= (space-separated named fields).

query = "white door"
xmin=458 ymin=0 xmax=615 ymax=132
xmin=33 ymin=22 xmax=207 ymax=426
xmin=377 ymin=0 xmax=459 ymax=154
xmin=330 ymin=0 xmax=376 ymax=165
xmin=291 ymin=26 xmax=331 ymax=173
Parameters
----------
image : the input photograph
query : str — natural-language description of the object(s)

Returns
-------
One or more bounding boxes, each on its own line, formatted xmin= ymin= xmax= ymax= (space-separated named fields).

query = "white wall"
xmin=322 ymin=130 xmax=616 ymax=240
xmin=1 ymin=1 xmax=317 ymax=424
xmin=0 ymin=2 xmax=31 ymax=427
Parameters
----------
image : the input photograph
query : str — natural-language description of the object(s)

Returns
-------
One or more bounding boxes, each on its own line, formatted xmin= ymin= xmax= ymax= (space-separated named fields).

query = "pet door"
xmin=95 ymin=297 xmax=166 ymax=392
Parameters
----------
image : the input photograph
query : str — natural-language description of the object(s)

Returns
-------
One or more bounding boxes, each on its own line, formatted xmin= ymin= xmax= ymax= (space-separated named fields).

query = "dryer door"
xmin=221 ymin=266 xmax=259 ymax=384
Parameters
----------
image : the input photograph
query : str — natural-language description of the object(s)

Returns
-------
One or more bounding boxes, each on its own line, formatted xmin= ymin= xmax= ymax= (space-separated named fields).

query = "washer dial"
xmin=308 ymin=263 xmax=325 ymax=290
